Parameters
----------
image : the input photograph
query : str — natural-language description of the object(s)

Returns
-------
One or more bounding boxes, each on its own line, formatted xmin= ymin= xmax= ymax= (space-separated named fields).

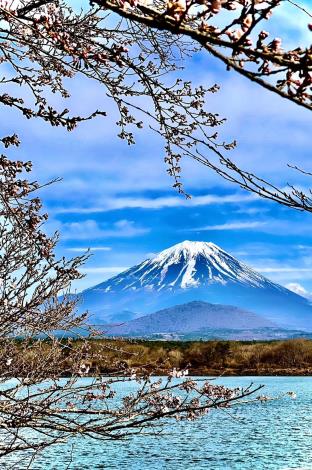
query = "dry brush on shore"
xmin=19 ymin=337 xmax=312 ymax=377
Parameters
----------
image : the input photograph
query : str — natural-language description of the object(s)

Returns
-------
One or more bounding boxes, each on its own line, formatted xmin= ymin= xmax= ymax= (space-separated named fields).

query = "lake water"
xmin=8 ymin=377 xmax=312 ymax=469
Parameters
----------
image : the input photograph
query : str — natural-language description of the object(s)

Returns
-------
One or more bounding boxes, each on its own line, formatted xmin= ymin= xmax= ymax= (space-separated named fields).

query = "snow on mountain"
xmin=79 ymin=241 xmax=312 ymax=331
xmin=90 ymin=241 xmax=278 ymax=293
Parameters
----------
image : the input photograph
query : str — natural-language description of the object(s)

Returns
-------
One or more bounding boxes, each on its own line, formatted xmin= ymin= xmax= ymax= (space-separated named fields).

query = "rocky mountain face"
xmin=78 ymin=241 xmax=312 ymax=332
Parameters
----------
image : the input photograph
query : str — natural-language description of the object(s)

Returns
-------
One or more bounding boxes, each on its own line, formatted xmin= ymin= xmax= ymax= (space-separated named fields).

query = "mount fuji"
xmin=78 ymin=241 xmax=312 ymax=333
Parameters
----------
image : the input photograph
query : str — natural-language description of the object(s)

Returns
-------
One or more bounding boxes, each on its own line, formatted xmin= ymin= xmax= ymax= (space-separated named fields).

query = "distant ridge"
xmin=106 ymin=301 xmax=276 ymax=337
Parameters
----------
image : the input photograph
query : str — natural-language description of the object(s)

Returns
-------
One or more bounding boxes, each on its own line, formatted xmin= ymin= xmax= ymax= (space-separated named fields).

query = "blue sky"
xmin=5 ymin=1 xmax=312 ymax=295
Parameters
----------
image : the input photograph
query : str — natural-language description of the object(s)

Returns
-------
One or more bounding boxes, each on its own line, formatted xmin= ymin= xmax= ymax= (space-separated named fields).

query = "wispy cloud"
xmin=233 ymin=207 xmax=270 ymax=216
xmin=189 ymin=221 xmax=266 ymax=231
xmin=253 ymin=265 xmax=312 ymax=284
xmin=80 ymin=267 xmax=128 ymax=274
xmin=60 ymin=219 xmax=149 ymax=240
xmin=188 ymin=218 xmax=312 ymax=236
xmin=285 ymin=282 xmax=312 ymax=299
xmin=67 ymin=246 xmax=112 ymax=252
xmin=52 ymin=192 xmax=255 ymax=214
xmin=71 ymin=265 xmax=129 ymax=291
xmin=259 ymin=268 xmax=312 ymax=273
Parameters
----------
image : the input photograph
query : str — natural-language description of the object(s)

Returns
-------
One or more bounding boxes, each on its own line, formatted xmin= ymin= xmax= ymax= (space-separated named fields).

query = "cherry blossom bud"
xmin=259 ymin=30 xmax=269 ymax=40
xmin=228 ymin=29 xmax=243 ymax=41
xmin=226 ymin=1 xmax=238 ymax=10
xmin=166 ymin=0 xmax=186 ymax=20
xmin=242 ymin=14 xmax=252 ymax=32
xmin=210 ymin=0 xmax=221 ymax=14
xmin=271 ymin=37 xmax=282 ymax=51
xmin=265 ymin=10 xmax=272 ymax=20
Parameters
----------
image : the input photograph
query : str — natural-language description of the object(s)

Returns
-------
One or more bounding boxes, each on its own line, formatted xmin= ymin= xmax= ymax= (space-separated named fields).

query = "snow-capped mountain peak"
xmin=94 ymin=240 xmax=276 ymax=292
xmin=79 ymin=240 xmax=312 ymax=331
xmin=151 ymin=240 xmax=232 ymax=288
xmin=153 ymin=241 xmax=221 ymax=265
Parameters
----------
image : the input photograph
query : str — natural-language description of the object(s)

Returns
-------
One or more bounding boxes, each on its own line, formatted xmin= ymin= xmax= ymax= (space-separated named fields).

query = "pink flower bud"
xmin=259 ymin=30 xmax=269 ymax=40
xmin=271 ymin=37 xmax=282 ymax=51
xmin=242 ymin=14 xmax=252 ymax=32
xmin=227 ymin=1 xmax=238 ymax=10
xmin=210 ymin=0 xmax=221 ymax=14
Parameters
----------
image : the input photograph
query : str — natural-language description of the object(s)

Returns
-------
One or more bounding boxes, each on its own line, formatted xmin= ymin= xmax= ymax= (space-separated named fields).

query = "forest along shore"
xmin=45 ymin=338 xmax=312 ymax=376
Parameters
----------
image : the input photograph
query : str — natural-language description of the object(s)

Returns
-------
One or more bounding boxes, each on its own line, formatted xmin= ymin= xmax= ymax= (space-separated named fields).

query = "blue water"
xmin=10 ymin=377 xmax=312 ymax=469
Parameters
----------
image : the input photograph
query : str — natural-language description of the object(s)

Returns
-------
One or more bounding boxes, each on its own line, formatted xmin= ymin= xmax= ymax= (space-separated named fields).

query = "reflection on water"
xmin=5 ymin=377 xmax=312 ymax=470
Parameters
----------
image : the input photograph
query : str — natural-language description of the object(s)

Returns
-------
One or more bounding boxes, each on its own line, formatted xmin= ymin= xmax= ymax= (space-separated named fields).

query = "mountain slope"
xmin=79 ymin=241 xmax=312 ymax=331
xmin=106 ymin=301 xmax=277 ymax=337
xmin=93 ymin=241 xmax=278 ymax=292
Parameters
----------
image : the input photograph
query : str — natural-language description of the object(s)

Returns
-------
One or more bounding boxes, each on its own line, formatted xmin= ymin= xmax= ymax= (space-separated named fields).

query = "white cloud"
xmin=251 ymin=265 xmax=312 ymax=284
xmin=233 ymin=207 xmax=270 ymax=216
xmin=25 ymin=41 xmax=311 ymax=217
xmin=80 ymin=267 xmax=128 ymax=274
xmin=189 ymin=221 xmax=266 ymax=231
xmin=71 ymin=265 xmax=129 ymax=292
xmin=285 ymin=282 xmax=312 ymax=300
xmin=188 ymin=218 xmax=312 ymax=236
xmin=52 ymin=192 xmax=255 ymax=214
xmin=259 ymin=268 xmax=312 ymax=273
xmin=67 ymin=246 xmax=112 ymax=252
xmin=59 ymin=219 xmax=149 ymax=240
